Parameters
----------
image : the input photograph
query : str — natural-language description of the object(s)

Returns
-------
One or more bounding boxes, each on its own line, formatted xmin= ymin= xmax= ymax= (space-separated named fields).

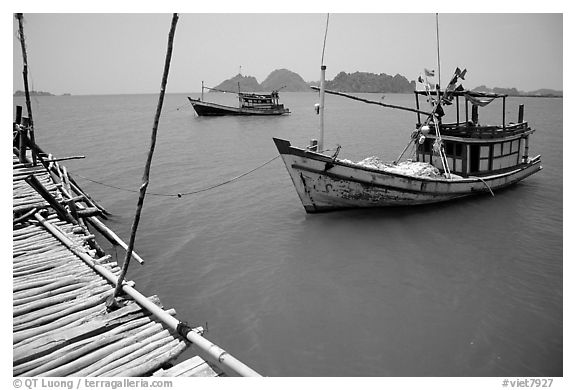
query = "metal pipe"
xmin=318 ymin=65 xmax=326 ymax=151
xmin=436 ymin=13 xmax=441 ymax=87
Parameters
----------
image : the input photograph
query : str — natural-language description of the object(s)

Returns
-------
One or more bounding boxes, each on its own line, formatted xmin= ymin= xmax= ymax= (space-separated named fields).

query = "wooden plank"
xmin=184 ymin=362 xmax=221 ymax=377
xmin=153 ymin=355 xmax=205 ymax=377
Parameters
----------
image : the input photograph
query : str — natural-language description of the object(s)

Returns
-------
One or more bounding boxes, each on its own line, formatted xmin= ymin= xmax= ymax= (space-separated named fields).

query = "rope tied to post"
xmin=72 ymin=154 xmax=281 ymax=198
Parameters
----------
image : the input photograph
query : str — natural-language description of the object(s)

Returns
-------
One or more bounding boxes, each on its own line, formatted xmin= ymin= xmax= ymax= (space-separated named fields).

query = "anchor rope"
xmin=71 ymin=155 xmax=280 ymax=198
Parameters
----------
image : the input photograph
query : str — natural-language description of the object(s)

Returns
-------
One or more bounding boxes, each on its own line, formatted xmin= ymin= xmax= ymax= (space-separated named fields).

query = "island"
xmin=14 ymin=90 xmax=54 ymax=97
xmin=211 ymin=69 xmax=563 ymax=97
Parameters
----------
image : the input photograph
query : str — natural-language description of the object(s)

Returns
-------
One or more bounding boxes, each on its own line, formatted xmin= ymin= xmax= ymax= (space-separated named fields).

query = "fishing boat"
xmin=188 ymin=83 xmax=290 ymax=116
xmin=273 ymin=15 xmax=541 ymax=213
xmin=273 ymin=68 xmax=542 ymax=213
xmin=273 ymin=77 xmax=542 ymax=213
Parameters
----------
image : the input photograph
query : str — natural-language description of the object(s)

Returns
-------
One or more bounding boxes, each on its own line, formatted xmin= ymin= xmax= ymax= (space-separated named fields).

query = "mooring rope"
xmin=470 ymin=176 xmax=495 ymax=197
xmin=72 ymin=155 xmax=281 ymax=198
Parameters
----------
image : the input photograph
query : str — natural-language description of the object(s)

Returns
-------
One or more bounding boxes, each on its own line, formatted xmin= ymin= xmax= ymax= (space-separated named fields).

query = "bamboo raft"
xmin=12 ymin=123 xmax=258 ymax=377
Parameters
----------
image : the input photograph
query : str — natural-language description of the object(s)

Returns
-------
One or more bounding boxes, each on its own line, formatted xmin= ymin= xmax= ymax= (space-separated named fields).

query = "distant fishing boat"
xmin=273 ymin=16 xmax=541 ymax=213
xmin=188 ymin=83 xmax=290 ymax=116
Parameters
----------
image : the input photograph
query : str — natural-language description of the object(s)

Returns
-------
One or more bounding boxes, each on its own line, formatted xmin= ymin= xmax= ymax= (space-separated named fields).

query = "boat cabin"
xmin=413 ymin=90 xmax=535 ymax=178
xmin=239 ymin=92 xmax=284 ymax=110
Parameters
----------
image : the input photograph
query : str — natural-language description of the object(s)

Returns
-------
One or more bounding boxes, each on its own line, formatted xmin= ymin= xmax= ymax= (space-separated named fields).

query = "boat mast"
xmin=317 ymin=13 xmax=329 ymax=152
xmin=435 ymin=13 xmax=441 ymax=87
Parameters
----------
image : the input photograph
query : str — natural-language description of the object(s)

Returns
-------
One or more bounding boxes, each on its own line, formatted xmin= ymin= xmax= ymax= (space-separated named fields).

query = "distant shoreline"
xmin=13 ymin=90 xmax=71 ymax=97
xmin=13 ymin=91 xmax=563 ymax=98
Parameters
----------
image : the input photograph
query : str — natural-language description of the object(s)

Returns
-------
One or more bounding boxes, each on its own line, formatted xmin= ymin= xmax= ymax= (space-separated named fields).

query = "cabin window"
xmin=444 ymin=142 xmax=463 ymax=158
xmin=455 ymin=144 xmax=463 ymax=157
xmin=455 ymin=159 xmax=462 ymax=172
xmin=468 ymin=144 xmax=492 ymax=173
xmin=493 ymin=143 xmax=502 ymax=157
xmin=511 ymin=139 xmax=519 ymax=153
xmin=489 ymin=138 xmax=522 ymax=172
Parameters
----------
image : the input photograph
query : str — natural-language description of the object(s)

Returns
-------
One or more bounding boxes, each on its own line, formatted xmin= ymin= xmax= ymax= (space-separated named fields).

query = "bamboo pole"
xmin=16 ymin=316 xmax=159 ymax=376
xmin=311 ymin=86 xmax=432 ymax=116
xmin=96 ymin=333 xmax=176 ymax=376
xmin=13 ymin=279 xmax=91 ymax=306
xmin=13 ymin=280 xmax=109 ymax=316
xmin=85 ymin=215 xmax=145 ymax=265
xmin=15 ymin=14 xmax=37 ymax=165
xmin=25 ymin=174 xmax=76 ymax=224
xmin=114 ymin=339 xmax=188 ymax=377
xmin=34 ymin=323 xmax=163 ymax=377
xmin=111 ymin=13 xmax=178 ymax=302
xmin=16 ymin=301 xmax=150 ymax=362
xmin=13 ymin=299 xmax=158 ymax=347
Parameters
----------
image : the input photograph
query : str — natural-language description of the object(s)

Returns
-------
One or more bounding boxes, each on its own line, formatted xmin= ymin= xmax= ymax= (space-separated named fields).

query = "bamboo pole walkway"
xmin=12 ymin=148 xmax=227 ymax=377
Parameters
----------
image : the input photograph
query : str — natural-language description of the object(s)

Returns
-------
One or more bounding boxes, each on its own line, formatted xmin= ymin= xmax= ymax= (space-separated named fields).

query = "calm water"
xmin=14 ymin=92 xmax=562 ymax=377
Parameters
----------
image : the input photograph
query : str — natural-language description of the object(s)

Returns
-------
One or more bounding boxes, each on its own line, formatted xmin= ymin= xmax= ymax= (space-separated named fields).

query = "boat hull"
xmin=188 ymin=98 xmax=289 ymax=116
xmin=273 ymin=138 xmax=542 ymax=213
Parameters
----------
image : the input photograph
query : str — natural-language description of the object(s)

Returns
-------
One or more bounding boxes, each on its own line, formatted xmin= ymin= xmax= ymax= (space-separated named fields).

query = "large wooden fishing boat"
xmin=273 ymin=69 xmax=542 ymax=213
xmin=188 ymin=84 xmax=290 ymax=116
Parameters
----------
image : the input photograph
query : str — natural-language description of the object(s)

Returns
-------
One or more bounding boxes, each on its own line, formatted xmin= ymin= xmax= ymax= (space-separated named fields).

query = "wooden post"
xmin=502 ymin=96 xmax=506 ymax=130
xmin=111 ymin=13 xmax=179 ymax=302
xmin=15 ymin=105 xmax=23 ymax=124
xmin=471 ymin=104 xmax=478 ymax=124
xmin=15 ymin=13 xmax=37 ymax=165
xmin=24 ymin=175 xmax=77 ymax=224
xmin=518 ymin=104 xmax=524 ymax=123
xmin=465 ymin=98 xmax=469 ymax=122
xmin=415 ymin=92 xmax=421 ymax=126
xmin=456 ymin=95 xmax=460 ymax=125
xmin=18 ymin=120 xmax=27 ymax=164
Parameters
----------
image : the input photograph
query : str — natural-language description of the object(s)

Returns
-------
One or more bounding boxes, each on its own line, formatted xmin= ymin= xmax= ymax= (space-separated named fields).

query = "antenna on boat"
xmin=317 ymin=13 xmax=330 ymax=152
xmin=435 ymin=13 xmax=441 ymax=87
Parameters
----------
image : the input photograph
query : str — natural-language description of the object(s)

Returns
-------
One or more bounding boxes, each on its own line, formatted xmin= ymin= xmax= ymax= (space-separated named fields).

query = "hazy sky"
xmin=12 ymin=13 xmax=563 ymax=95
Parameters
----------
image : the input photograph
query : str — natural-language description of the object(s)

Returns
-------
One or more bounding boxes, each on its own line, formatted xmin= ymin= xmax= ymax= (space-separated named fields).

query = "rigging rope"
xmin=71 ymin=155 xmax=280 ymax=198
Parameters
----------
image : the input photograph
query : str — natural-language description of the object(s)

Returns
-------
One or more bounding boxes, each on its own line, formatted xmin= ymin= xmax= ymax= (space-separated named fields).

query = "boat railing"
xmin=439 ymin=121 xmax=530 ymax=138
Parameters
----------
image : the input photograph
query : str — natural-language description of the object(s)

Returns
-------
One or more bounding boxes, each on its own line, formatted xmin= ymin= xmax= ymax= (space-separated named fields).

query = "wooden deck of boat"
xmin=12 ymin=151 xmax=225 ymax=377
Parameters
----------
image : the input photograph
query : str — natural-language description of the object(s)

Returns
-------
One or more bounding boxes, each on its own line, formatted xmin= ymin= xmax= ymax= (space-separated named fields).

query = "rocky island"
xmin=211 ymin=69 xmax=562 ymax=97
xmin=13 ymin=90 xmax=54 ymax=96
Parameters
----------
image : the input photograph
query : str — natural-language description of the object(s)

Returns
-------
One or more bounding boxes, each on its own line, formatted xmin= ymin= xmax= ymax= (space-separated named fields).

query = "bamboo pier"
xmin=12 ymin=115 xmax=260 ymax=377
